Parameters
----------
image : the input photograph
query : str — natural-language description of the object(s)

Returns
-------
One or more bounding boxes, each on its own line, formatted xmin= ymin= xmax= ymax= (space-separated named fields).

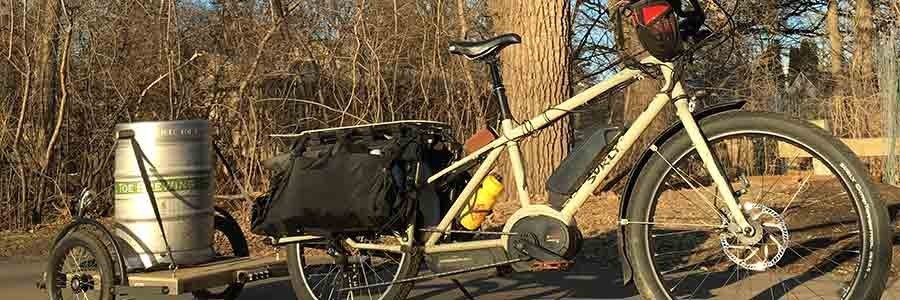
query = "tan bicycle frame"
xmin=277 ymin=56 xmax=751 ymax=253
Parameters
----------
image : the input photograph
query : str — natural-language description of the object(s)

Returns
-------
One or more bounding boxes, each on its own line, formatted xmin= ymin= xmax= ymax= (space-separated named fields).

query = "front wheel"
xmin=286 ymin=230 xmax=423 ymax=300
xmin=625 ymin=111 xmax=892 ymax=299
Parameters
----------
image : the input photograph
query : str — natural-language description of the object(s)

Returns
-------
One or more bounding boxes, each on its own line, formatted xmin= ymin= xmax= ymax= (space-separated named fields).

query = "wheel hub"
xmin=727 ymin=221 xmax=764 ymax=245
xmin=720 ymin=202 xmax=789 ymax=271
xmin=69 ymin=274 xmax=94 ymax=293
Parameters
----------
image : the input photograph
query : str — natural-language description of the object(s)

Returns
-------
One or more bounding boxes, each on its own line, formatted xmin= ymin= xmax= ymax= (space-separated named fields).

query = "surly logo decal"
xmin=586 ymin=139 xmax=622 ymax=185
xmin=599 ymin=147 xmax=620 ymax=169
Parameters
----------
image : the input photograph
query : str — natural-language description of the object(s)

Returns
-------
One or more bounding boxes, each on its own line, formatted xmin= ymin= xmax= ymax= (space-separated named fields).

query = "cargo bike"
xmin=41 ymin=0 xmax=893 ymax=299
xmin=255 ymin=1 xmax=891 ymax=299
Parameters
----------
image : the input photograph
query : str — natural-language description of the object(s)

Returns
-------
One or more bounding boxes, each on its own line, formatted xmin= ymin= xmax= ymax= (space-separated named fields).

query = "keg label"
xmin=158 ymin=127 xmax=203 ymax=138
xmin=115 ymin=176 xmax=211 ymax=195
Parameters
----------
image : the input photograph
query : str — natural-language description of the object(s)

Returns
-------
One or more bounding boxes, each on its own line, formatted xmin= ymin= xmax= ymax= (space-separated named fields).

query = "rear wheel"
xmin=47 ymin=231 xmax=116 ymax=300
xmin=287 ymin=228 xmax=422 ymax=300
xmin=625 ymin=111 xmax=891 ymax=299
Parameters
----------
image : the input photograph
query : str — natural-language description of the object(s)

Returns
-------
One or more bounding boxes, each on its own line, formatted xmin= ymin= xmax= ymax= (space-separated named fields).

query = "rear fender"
xmin=616 ymin=100 xmax=746 ymax=285
xmin=50 ymin=218 xmax=129 ymax=284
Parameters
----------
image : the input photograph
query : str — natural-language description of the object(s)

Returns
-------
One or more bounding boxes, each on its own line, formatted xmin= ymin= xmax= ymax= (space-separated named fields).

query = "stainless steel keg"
xmin=113 ymin=120 xmax=215 ymax=269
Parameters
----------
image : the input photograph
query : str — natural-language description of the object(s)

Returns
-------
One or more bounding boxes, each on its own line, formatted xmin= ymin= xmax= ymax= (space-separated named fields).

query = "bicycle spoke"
xmin=690 ymin=259 xmax=730 ymax=298
xmin=800 ymin=246 xmax=860 ymax=255
xmin=668 ymin=253 xmax=726 ymax=292
xmin=362 ymin=255 xmax=387 ymax=283
xmin=776 ymin=263 xmax=828 ymax=299
xmin=781 ymin=172 xmax=813 ymax=216
xmin=311 ymin=265 xmax=338 ymax=293
xmin=663 ymin=180 xmax=724 ymax=222
xmin=628 ymin=220 xmax=725 ymax=229
xmin=738 ymin=265 xmax=747 ymax=300
xmin=782 ymin=192 xmax=847 ymax=220
xmin=301 ymin=236 xmax=406 ymax=300
xmin=652 ymin=229 xmax=707 ymax=238
xmin=69 ymin=251 xmax=84 ymax=273
xmin=327 ymin=267 xmax=342 ymax=300
xmin=756 ymin=151 xmax=802 ymax=207
xmin=655 ymin=246 xmax=720 ymax=258
xmin=788 ymin=245 xmax=853 ymax=282
xmin=653 ymin=148 xmax=728 ymax=221
xmin=722 ymin=264 xmax=738 ymax=287
xmin=768 ymin=264 xmax=802 ymax=300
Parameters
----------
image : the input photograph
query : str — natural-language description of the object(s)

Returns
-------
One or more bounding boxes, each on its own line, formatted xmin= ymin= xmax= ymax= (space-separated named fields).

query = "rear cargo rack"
xmin=270 ymin=120 xmax=451 ymax=138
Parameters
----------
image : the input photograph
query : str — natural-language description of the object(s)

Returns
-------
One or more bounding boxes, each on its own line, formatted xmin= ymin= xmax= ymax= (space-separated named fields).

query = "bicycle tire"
xmin=624 ymin=111 xmax=891 ymax=299
xmin=287 ymin=235 xmax=423 ymax=300
xmin=47 ymin=231 xmax=116 ymax=300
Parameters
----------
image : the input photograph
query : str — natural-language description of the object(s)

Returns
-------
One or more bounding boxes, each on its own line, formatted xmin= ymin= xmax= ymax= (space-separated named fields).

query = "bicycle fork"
xmin=672 ymin=98 xmax=754 ymax=234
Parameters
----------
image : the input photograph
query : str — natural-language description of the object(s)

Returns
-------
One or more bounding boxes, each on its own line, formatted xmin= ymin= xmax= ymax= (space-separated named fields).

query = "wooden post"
xmin=809 ymin=120 xmax=831 ymax=175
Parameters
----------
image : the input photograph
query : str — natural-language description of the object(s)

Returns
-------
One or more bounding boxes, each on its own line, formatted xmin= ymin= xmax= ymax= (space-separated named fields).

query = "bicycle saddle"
xmin=449 ymin=33 xmax=521 ymax=60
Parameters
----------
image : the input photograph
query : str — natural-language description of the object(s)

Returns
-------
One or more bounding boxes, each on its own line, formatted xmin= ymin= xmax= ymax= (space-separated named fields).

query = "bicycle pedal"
xmin=531 ymin=260 xmax=573 ymax=271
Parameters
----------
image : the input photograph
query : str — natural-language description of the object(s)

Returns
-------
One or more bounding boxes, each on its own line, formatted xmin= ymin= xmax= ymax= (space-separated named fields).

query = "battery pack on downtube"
xmin=547 ymin=126 xmax=623 ymax=208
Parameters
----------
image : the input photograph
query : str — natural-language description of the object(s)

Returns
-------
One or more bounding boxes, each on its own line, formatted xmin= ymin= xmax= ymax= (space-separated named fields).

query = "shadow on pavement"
xmin=408 ymin=231 xmax=640 ymax=300
xmin=238 ymin=278 xmax=297 ymax=299
xmin=236 ymin=190 xmax=900 ymax=300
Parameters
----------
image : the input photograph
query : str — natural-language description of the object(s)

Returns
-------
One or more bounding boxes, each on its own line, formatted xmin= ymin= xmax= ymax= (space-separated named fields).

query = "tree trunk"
xmin=851 ymin=0 xmax=875 ymax=83
xmin=827 ymin=0 xmax=846 ymax=137
xmin=494 ymin=0 xmax=571 ymax=198
xmin=31 ymin=0 xmax=60 ymax=226
xmin=35 ymin=0 xmax=59 ymax=144
xmin=826 ymin=0 xmax=843 ymax=77
xmin=455 ymin=0 xmax=469 ymax=38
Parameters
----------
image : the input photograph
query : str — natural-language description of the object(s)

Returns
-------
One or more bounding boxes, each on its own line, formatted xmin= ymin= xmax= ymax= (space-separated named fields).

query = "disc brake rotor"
xmin=720 ymin=202 xmax=789 ymax=271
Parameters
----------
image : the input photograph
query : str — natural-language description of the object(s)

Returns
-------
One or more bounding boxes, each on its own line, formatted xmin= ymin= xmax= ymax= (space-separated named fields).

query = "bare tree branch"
xmin=41 ymin=0 xmax=73 ymax=171
xmin=138 ymin=52 xmax=203 ymax=105
xmin=254 ymin=98 xmax=369 ymax=124
xmin=7 ymin=0 xmax=12 ymax=59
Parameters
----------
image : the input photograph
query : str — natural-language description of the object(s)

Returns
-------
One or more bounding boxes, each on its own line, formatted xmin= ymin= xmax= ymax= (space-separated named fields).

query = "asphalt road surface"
xmin=0 ymin=256 xmax=639 ymax=300
xmin=4 ymin=257 xmax=898 ymax=299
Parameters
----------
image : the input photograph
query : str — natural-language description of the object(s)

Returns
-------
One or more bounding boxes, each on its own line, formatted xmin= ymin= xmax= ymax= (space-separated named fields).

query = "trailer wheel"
xmin=192 ymin=207 xmax=250 ymax=300
xmin=46 ymin=231 xmax=116 ymax=300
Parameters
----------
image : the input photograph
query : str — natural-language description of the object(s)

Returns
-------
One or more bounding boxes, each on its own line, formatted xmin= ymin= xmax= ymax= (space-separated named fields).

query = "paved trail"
xmin=4 ymin=257 xmax=898 ymax=299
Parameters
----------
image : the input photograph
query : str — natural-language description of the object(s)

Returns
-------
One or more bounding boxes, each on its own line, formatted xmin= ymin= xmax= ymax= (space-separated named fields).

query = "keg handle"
xmin=76 ymin=188 xmax=95 ymax=218
xmin=117 ymin=129 xmax=179 ymax=272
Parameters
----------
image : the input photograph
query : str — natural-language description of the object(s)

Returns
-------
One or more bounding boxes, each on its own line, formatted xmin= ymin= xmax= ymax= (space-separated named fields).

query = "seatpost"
xmin=486 ymin=57 xmax=513 ymax=121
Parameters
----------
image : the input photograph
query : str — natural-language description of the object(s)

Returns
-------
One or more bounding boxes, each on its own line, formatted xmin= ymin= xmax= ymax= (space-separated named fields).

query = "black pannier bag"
xmin=252 ymin=122 xmax=458 ymax=237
